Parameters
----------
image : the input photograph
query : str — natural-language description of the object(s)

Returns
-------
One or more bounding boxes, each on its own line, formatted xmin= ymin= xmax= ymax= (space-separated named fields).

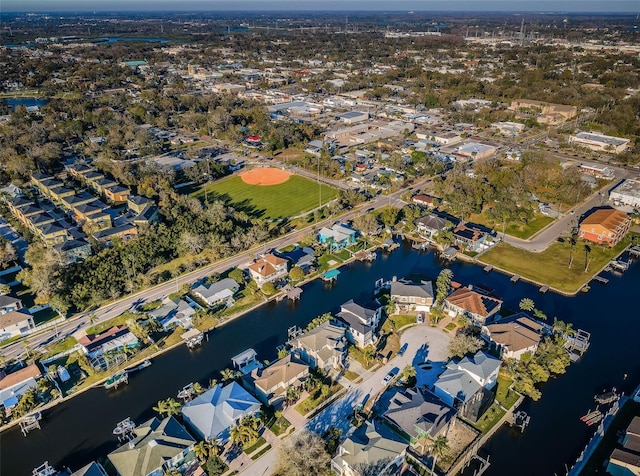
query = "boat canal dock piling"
xmin=31 ymin=462 xmax=61 ymax=476
xmin=565 ymin=329 xmax=591 ymax=361
xmin=20 ymin=412 xmax=42 ymax=436
xmin=594 ymin=389 xmax=618 ymax=405
xmin=181 ymin=328 xmax=204 ymax=349
xmin=278 ymin=285 xmax=303 ymax=302
xmin=539 ymin=285 xmax=549 ymax=293
xmin=322 ymin=269 xmax=340 ymax=282
xmin=629 ymin=245 xmax=640 ymax=258
xmin=483 ymin=265 xmax=493 ymax=272
xmin=510 ymin=411 xmax=531 ymax=432
xmin=355 ymin=250 xmax=376 ymax=261
xmin=411 ymin=241 xmax=428 ymax=251
xmin=381 ymin=239 xmax=400 ymax=251
xmin=580 ymin=409 xmax=603 ymax=426
xmin=610 ymin=260 xmax=629 ymax=272
xmin=510 ymin=275 xmax=521 ymax=283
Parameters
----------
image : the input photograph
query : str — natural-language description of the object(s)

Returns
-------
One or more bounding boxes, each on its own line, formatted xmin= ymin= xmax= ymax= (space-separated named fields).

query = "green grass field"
xmin=192 ymin=175 xmax=338 ymax=219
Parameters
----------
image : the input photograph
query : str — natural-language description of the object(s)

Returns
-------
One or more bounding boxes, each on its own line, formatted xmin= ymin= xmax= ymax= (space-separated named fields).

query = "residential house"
xmin=36 ymin=221 xmax=70 ymax=246
xmin=67 ymin=163 xmax=94 ymax=181
xmin=453 ymin=223 xmax=492 ymax=252
xmin=383 ymin=386 xmax=457 ymax=445
xmin=104 ymin=185 xmax=131 ymax=205
xmin=0 ymin=309 xmax=35 ymax=341
xmin=27 ymin=212 xmax=57 ymax=232
xmin=579 ymin=208 xmax=631 ymax=247
xmin=192 ymin=278 xmax=239 ymax=308
xmin=412 ymin=194 xmax=436 ymax=208
xmin=275 ymin=246 xmax=316 ymax=273
xmin=389 ymin=278 xmax=434 ymax=313
xmin=77 ymin=325 xmax=139 ymax=359
xmin=49 ymin=186 xmax=76 ymax=204
xmin=606 ymin=416 xmax=640 ymax=476
xmin=318 ymin=223 xmax=358 ymax=251
xmin=288 ymin=321 xmax=348 ymax=371
xmin=247 ymin=254 xmax=288 ymax=287
xmin=92 ymin=223 xmax=138 ymax=245
xmin=249 ymin=354 xmax=309 ymax=407
xmin=415 ymin=214 xmax=451 ymax=240
xmin=133 ymin=206 xmax=160 ymax=227
xmin=181 ymin=382 xmax=261 ymax=442
xmin=482 ymin=313 xmax=544 ymax=360
xmin=0 ymin=295 xmax=23 ymax=314
xmin=70 ymin=462 xmax=109 ymax=476
xmin=90 ymin=176 xmax=117 ymax=195
xmin=445 ymin=286 xmax=502 ymax=327
xmin=127 ymin=195 xmax=154 ymax=214
xmin=433 ymin=351 xmax=501 ymax=422
xmin=332 ymin=419 xmax=408 ymax=476
xmin=73 ymin=201 xmax=109 ymax=222
xmin=148 ymin=298 xmax=196 ymax=331
xmin=53 ymin=239 xmax=92 ymax=264
xmin=335 ymin=299 xmax=382 ymax=348
xmin=108 ymin=416 xmax=195 ymax=476
xmin=0 ymin=363 xmax=42 ymax=412
xmin=61 ymin=192 xmax=98 ymax=212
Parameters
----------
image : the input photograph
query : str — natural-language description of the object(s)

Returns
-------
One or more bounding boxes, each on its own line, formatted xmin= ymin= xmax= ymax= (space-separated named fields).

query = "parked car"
xmin=417 ymin=313 xmax=424 ymax=324
xmin=382 ymin=367 xmax=399 ymax=385
xmin=398 ymin=343 xmax=408 ymax=356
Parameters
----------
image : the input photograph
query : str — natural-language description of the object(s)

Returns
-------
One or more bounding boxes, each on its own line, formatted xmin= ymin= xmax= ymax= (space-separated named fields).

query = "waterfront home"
xmin=70 ymin=461 xmax=109 ymax=476
xmin=482 ymin=313 xmax=543 ymax=361
xmin=108 ymin=416 xmax=195 ymax=476
xmin=0 ymin=308 xmax=35 ymax=341
xmin=275 ymin=246 xmax=316 ymax=273
xmin=433 ymin=351 xmax=501 ymax=423
xmin=444 ymin=286 xmax=502 ymax=327
xmin=331 ymin=419 xmax=408 ymax=476
xmin=288 ymin=321 xmax=348 ymax=371
xmin=383 ymin=386 xmax=457 ymax=446
xmin=181 ymin=382 xmax=261 ymax=443
xmin=389 ymin=278 xmax=434 ymax=313
xmin=192 ymin=277 xmax=239 ymax=308
xmin=0 ymin=294 xmax=23 ymax=314
xmin=148 ymin=298 xmax=196 ymax=331
xmin=452 ymin=222 xmax=492 ymax=252
xmin=415 ymin=213 xmax=450 ymax=240
xmin=606 ymin=416 xmax=640 ymax=475
xmin=247 ymin=253 xmax=288 ymax=288
xmin=248 ymin=354 xmax=309 ymax=407
xmin=318 ymin=223 xmax=358 ymax=251
xmin=335 ymin=299 xmax=382 ymax=348
xmin=232 ymin=348 xmax=261 ymax=375
xmin=578 ymin=208 xmax=631 ymax=247
xmin=77 ymin=325 xmax=139 ymax=359
xmin=0 ymin=363 xmax=42 ymax=413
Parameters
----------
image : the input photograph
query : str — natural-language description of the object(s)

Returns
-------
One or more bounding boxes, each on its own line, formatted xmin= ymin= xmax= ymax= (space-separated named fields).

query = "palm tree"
xmin=193 ymin=382 xmax=204 ymax=395
xmin=401 ymin=365 xmax=416 ymax=384
xmin=429 ymin=436 xmax=450 ymax=474
xmin=584 ymin=244 xmax=592 ymax=272
xmin=220 ymin=367 xmax=237 ymax=382
xmin=362 ymin=346 xmax=376 ymax=366
xmin=568 ymin=234 xmax=577 ymax=268
xmin=153 ymin=399 xmax=169 ymax=417
xmin=154 ymin=398 xmax=182 ymax=417
xmin=519 ymin=298 xmax=535 ymax=312
xmin=230 ymin=420 xmax=259 ymax=448
xmin=193 ymin=441 xmax=210 ymax=463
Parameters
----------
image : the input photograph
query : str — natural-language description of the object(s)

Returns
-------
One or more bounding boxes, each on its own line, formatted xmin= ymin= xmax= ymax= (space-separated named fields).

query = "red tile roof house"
xmin=247 ymin=254 xmax=288 ymax=288
xmin=445 ymin=286 xmax=503 ymax=327
xmin=578 ymin=208 xmax=631 ymax=247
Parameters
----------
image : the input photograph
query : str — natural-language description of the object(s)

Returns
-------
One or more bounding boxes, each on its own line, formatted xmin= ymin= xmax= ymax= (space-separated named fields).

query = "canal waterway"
xmin=1 ymin=244 xmax=638 ymax=475
xmin=3 ymin=97 xmax=48 ymax=111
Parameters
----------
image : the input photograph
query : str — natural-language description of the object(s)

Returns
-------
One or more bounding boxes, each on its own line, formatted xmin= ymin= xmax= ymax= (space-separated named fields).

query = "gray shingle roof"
xmin=390 ymin=280 xmax=434 ymax=300
xmin=334 ymin=419 xmax=407 ymax=470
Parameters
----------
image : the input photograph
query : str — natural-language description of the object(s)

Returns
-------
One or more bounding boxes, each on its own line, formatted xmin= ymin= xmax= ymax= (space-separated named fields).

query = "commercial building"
xmin=610 ymin=179 xmax=640 ymax=208
xmin=570 ymin=132 xmax=630 ymax=154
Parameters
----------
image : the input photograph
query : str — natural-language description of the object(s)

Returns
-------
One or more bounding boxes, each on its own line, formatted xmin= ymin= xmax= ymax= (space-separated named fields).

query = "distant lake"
xmin=4 ymin=97 xmax=48 ymax=111
xmin=91 ymin=37 xmax=169 ymax=44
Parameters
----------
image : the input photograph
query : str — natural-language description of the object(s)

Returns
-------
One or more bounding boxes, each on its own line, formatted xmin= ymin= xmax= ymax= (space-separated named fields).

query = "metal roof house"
xmin=181 ymin=382 xmax=261 ymax=443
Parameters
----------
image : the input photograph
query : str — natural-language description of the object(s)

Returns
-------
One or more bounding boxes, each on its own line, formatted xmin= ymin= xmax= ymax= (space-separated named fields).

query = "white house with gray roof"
xmin=288 ymin=321 xmax=348 ymax=371
xmin=336 ymin=299 xmax=382 ymax=348
xmin=181 ymin=382 xmax=261 ymax=443
xmin=148 ymin=298 xmax=196 ymax=331
xmin=389 ymin=279 xmax=434 ymax=313
xmin=107 ymin=416 xmax=195 ymax=476
xmin=332 ymin=419 xmax=408 ymax=476
xmin=433 ymin=351 xmax=501 ymax=421
xmin=192 ymin=277 xmax=239 ymax=307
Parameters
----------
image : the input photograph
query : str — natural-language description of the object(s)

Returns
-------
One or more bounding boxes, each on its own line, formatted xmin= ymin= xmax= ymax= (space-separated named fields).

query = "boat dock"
xmin=381 ymin=239 xmax=399 ymax=251
xmin=177 ymin=383 xmax=195 ymax=402
xmin=322 ymin=269 xmax=340 ymax=282
xmin=510 ymin=275 xmax=521 ymax=283
xmin=483 ymin=265 xmax=493 ymax=272
xmin=510 ymin=410 xmax=530 ymax=432
xmin=181 ymin=328 xmax=204 ymax=349
xmin=411 ymin=241 xmax=428 ymax=251
xmin=20 ymin=411 xmax=42 ymax=436
xmin=592 ymin=275 xmax=609 ymax=285
xmin=539 ymin=285 xmax=549 ymax=294
xmin=594 ymin=390 xmax=618 ymax=405
xmin=277 ymin=285 xmax=303 ymax=302
xmin=104 ymin=370 xmax=128 ymax=390
xmin=629 ymin=245 xmax=640 ymax=257
xmin=113 ymin=417 xmax=136 ymax=442
xmin=565 ymin=329 xmax=591 ymax=361
xmin=610 ymin=260 xmax=629 ymax=272
xmin=126 ymin=360 xmax=151 ymax=372
xmin=580 ymin=409 xmax=603 ymax=426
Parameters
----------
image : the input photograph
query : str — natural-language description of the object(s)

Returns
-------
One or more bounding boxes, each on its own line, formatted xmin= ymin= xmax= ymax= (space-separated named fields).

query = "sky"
xmin=2 ymin=0 xmax=638 ymax=13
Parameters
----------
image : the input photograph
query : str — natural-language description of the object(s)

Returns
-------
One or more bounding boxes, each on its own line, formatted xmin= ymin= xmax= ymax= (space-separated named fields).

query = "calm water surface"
xmin=1 ymin=244 xmax=638 ymax=475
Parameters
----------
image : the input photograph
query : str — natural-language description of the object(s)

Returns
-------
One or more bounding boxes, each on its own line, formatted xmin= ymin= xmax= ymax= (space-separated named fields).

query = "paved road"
xmin=502 ymin=167 xmax=632 ymax=252
xmin=2 ymin=178 xmax=425 ymax=362
xmin=239 ymin=325 xmax=451 ymax=476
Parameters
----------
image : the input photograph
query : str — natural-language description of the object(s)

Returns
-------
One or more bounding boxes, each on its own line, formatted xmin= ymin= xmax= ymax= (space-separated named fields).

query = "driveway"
xmin=239 ymin=324 xmax=452 ymax=476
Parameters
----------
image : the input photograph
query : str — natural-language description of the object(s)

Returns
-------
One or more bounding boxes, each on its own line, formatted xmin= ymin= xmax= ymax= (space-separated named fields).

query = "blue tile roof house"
xmin=318 ymin=223 xmax=358 ymax=251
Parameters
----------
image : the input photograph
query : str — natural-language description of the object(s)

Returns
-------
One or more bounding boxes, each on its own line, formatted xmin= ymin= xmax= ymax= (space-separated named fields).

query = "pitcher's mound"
xmin=240 ymin=167 xmax=292 ymax=186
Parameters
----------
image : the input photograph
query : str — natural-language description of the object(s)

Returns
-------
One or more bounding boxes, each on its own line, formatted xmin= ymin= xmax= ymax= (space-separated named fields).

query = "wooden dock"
xmin=510 ymin=275 xmax=520 ymax=283
xmin=539 ymin=285 xmax=549 ymax=293
xmin=484 ymin=265 xmax=493 ymax=272
xmin=610 ymin=260 xmax=629 ymax=272
xmin=565 ymin=329 xmax=591 ymax=360
xmin=629 ymin=245 xmax=640 ymax=257
xmin=592 ymin=275 xmax=609 ymax=285
xmin=20 ymin=412 xmax=42 ymax=436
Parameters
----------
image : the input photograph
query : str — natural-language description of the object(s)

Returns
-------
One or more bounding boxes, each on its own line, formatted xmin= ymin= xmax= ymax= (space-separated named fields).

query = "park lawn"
xmin=473 ymin=404 xmax=506 ymax=434
xmin=479 ymin=237 xmax=633 ymax=293
xmin=192 ymin=175 xmax=338 ymax=219
xmin=496 ymin=375 xmax=519 ymax=409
